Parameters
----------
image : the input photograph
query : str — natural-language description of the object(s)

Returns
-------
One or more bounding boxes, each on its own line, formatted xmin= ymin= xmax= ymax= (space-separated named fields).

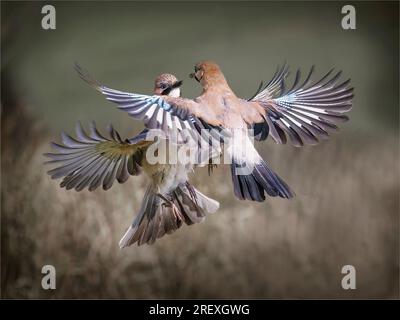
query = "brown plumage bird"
xmin=187 ymin=61 xmax=353 ymax=201
xmin=45 ymin=72 xmax=219 ymax=247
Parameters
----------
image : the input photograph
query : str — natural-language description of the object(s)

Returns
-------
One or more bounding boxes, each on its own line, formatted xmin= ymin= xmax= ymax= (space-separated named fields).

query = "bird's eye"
xmin=160 ymin=83 xmax=167 ymax=89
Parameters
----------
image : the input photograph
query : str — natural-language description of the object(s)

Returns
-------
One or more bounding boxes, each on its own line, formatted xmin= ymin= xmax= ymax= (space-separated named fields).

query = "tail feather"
xmin=119 ymin=182 xmax=219 ymax=248
xmin=191 ymin=186 xmax=220 ymax=214
xmin=173 ymin=187 xmax=205 ymax=225
xmin=231 ymin=159 xmax=294 ymax=202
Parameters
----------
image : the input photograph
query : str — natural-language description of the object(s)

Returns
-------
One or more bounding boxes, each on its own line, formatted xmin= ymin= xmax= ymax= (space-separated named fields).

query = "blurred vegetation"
xmin=1 ymin=1 xmax=399 ymax=298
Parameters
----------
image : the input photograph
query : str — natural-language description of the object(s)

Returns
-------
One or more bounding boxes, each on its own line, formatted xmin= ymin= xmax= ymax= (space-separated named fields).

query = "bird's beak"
xmin=190 ymin=72 xmax=200 ymax=83
xmin=171 ymin=80 xmax=183 ymax=89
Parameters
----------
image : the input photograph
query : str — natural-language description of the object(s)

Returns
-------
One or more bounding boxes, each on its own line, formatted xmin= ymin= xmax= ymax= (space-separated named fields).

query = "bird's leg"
xmin=208 ymin=158 xmax=218 ymax=176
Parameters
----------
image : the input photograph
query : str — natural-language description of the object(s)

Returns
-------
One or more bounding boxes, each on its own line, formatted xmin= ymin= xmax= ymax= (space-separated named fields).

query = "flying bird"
xmin=188 ymin=61 xmax=353 ymax=201
xmin=45 ymin=73 xmax=219 ymax=247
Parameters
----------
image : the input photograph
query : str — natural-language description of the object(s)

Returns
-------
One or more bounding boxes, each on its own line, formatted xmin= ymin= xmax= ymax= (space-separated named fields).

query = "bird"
xmin=186 ymin=61 xmax=353 ymax=201
xmin=73 ymin=60 xmax=353 ymax=203
xmin=45 ymin=72 xmax=220 ymax=247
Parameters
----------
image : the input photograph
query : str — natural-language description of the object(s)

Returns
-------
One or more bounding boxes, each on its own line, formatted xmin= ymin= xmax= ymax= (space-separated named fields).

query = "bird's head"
xmin=154 ymin=74 xmax=183 ymax=97
xmin=189 ymin=60 xmax=227 ymax=89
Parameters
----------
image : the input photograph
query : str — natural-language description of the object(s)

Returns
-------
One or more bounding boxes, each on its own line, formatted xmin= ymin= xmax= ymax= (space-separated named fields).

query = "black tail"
xmin=231 ymin=159 xmax=294 ymax=202
xmin=119 ymin=182 xmax=219 ymax=247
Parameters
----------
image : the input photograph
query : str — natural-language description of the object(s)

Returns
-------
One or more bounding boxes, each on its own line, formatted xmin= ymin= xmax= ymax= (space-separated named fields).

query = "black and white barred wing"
xmin=44 ymin=122 xmax=149 ymax=191
xmin=251 ymin=66 xmax=353 ymax=146
xmin=74 ymin=64 xmax=223 ymax=160
xmin=75 ymin=65 xmax=208 ymax=137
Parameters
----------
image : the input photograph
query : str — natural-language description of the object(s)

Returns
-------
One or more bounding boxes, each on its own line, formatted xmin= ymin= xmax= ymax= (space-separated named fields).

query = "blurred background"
xmin=1 ymin=1 xmax=398 ymax=299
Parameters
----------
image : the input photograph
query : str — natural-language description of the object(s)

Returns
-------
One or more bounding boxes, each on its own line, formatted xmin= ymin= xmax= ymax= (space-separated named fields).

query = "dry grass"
xmin=1 ymin=104 xmax=398 ymax=299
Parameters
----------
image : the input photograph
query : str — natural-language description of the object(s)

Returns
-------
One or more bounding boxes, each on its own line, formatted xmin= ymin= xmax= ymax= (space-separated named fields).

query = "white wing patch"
xmin=156 ymin=108 xmax=164 ymax=124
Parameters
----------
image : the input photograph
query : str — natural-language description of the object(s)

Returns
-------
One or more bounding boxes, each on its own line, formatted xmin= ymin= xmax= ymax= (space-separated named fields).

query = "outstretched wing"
xmin=250 ymin=65 xmax=353 ymax=146
xmin=44 ymin=122 xmax=151 ymax=191
xmin=74 ymin=64 xmax=223 ymax=160
xmin=75 ymin=64 xmax=222 ymax=129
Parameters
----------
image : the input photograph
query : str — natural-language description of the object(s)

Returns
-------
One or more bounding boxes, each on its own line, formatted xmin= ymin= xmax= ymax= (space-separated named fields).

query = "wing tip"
xmin=73 ymin=62 xmax=102 ymax=91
